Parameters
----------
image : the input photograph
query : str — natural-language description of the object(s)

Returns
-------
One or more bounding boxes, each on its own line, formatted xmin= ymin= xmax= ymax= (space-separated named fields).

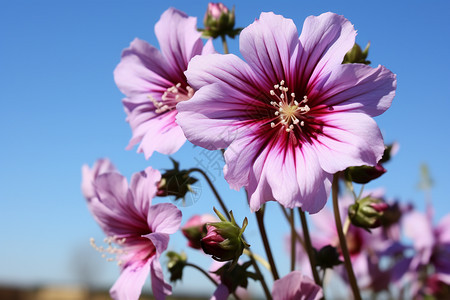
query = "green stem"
xmin=185 ymin=262 xmax=218 ymax=286
xmin=298 ymin=208 xmax=322 ymax=287
xmin=187 ymin=168 xmax=230 ymax=220
xmin=280 ymin=206 xmax=305 ymax=248
xmin=256 ymin=207 xmax=279 ymax=280
xmin=289 ymin=209 xmax=296 ymax=271
xmin=332 ymin=174 xmax=362 ymax=300
xmin=247 ymin=251 xmax=272 ymax=300
xmin=221 ymin=34 xmax=229 ymax=54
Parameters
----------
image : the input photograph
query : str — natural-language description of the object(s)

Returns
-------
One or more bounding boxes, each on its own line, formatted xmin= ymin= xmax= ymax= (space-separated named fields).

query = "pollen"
xmin=148 ymin=83 xmax=194 ymax=114
xmin=269 ymin=81 xmax=310 ymax=133
xmin=90 ymin=236 xmax=126 ymax=266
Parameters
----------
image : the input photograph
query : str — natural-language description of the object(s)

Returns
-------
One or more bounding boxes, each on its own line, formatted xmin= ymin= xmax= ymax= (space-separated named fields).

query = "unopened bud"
xmin=345 ymin=164 xmax=386 ymax=184
xmin=343 ymin=42 xmax=371 ymax=65
xmin=314 ymin=245 xmax=342 ymax=270
xmin=182 ymin=214 xmax=218 ymax=249
xmin=201 ymin=3 xmax=242 ymax=39
xmin=166 ymin=251 xmax=187 ymax=282
xmin=156 ymin=158 xmax=198 ymax=202
xmin=201 ymin=208 xmax=249 ymax=263
xmin=349 ymin=197 xmax=389 ymax=230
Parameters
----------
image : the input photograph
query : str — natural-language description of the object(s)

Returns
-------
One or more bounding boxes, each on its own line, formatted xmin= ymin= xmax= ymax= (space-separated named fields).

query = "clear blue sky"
xmin=1 ymin=0 xmax=450 ymax=297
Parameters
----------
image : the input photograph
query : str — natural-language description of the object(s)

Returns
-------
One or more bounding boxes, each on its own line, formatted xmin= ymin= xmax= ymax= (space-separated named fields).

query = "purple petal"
xmin=143 ymin=232 xmax=169 ymax=255
xmin=147 ymin=203 xmax=182 ymax=235
xmin=211 ymin=284 xmax=230 ymax=300
xmin=81 ymin=159 xmax=117 ymax=200
xmin=309 ymin=64 xmax=396 ymax=117
xmin=110 ymin=260 xmax=150 ymax=300
xmin=155 ymin=8 xmax=203 ymax=78
xmin=272 ymin=271 xmax=323 ymax=300
xmin=150 ymin=257 xmax=172 ymax=300
xmin=403 ymin=211 xmax=435 ymax=264
xmin=129 ymin=167 xmax=161 ymax=215
xmin=185 ymin=53 xmax=261 ymax=95
xmin=177 ymin=83 xmax=254 ymax=150
xmin=126 ymin=109 xmax=186 ymax=158
xmin=240 ymin=12 xmax=299 ymax=90
xmin=313 ymin=112 xmax=385 ymax=174
xmin=297 ymin=12 xmax=356 ymax=88
xmin=114 ymin=38 xmax=174 ymax=98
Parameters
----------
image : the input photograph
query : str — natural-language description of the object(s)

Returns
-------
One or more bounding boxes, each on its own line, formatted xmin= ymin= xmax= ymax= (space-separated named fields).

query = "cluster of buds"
xmin=343 ymin=42 xmax=371 ymax=65
xmin=156 ymin=158 xmax=198 ymax=203
xmin=348 ymin=196 xmax=389 ymax=230
xmin=201 ymin=3 xmax=242 ymax=39
xmin=201 ymin=208 xmax=249 ymax=266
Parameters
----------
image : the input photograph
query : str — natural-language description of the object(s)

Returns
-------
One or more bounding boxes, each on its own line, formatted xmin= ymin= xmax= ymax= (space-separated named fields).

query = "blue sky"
xmin=1 ymin=0 xmax=450 ymax=297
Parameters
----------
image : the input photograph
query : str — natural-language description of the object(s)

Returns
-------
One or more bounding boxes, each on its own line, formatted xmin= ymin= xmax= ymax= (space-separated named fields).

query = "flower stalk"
xmin=332 ymin=174 xmax=362 ymax=300
xmin=256 ymin=207 xmax=280 ymax=280
xmin=299 ymin=208 xmax=322 ymax=287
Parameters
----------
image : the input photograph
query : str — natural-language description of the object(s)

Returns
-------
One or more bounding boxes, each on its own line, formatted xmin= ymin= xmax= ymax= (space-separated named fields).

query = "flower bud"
xmin=166 ymin=251 xmax=187 ymax=282
xmin=345 ymin=164 xmax=386 ymax=184
xmin=214 ymin=261 xmax=253 ymax=294
xmin=343 ymin=42 xmax=371 ymax=64
xmin=348 ymin=196 xmax=389 ymax=230
xmin=156 ymin=158 xmax=198 ymax=202
xmin=201 ymin=3 xmax=242 ymax=39
xmin=201 ymin=208 xmax=249 ymax=263
xmin=314 ymin=245 xmax=342 ymax=270
xmin=182 ymin=214 xmax=218 ymax=249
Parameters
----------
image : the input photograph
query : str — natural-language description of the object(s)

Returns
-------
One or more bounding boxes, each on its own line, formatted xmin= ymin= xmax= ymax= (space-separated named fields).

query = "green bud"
xmin=314 ymin=245 xmax=342 ymax=270
xmin=200 ymin=3 xmax=243 ymax=39
xmin=349 ymin=196 xmax=389 ymax=231
xmin=166 ymin=251 xmax=187 ymax=282
xmin=343 ymin=42 xmax=371 ymax=64
xmin=345 ymin=164 xmax=386 ymax=184
xmin=201 ymin=208 xmax=249 ymax=265
xmin=156 ymin=158 xmax=198 ymax=203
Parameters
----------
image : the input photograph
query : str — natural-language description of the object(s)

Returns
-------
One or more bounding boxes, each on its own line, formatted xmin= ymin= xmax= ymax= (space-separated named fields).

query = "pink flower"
xmin=114 ymin=8 xmax=215 ymax=159
xmin=81 ymin=160 xmax=182 ymax=300
xmin=272 ymin=271 xmax=322 ymax=300
xmin=177 ymin=12 xmax=396 ymax=213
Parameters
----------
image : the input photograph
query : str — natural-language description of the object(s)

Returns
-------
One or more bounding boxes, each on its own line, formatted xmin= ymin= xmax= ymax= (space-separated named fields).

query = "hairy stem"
xmin=187 ymin=168 xmax=230 ymax=219
xmin=256 ymin=207 xmax=280 ymax=280
xmin=298 ymin=208 xmax=322 ymax=287
xmin=332 ymin=174 xmax=362 ymax=300
xmin=221 ymin=34 xmax=229 ymax=54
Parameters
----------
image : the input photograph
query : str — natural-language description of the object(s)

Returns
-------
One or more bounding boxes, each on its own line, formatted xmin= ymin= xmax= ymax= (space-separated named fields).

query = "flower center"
xmin=269 ymin=80 xmax=310 ymax=133
xmin=149 ymin=83 xmax=194 ymax=114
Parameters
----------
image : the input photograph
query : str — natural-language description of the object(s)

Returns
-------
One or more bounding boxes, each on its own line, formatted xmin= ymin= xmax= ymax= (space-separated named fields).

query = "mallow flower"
xmin=81 ymin=159 xmax=182 ymax=300
xmin=114 ymin=8 xmax=215 ymax=159
xmin=272 ymin=271 xmax=323 ymax=300
xmin=177 ymin=12 xmax=396 ymax=213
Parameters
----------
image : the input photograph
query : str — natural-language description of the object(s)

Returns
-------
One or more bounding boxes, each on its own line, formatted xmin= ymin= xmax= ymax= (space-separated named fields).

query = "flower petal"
xmin=110 ymin=261 xmax=150 ymax=300
xmin=177 ymin=83 xmax=255 ymax=150
xmin=240 ymin=12 xmax=299 ymax=90
xmin=114 ymin=38 xmax=174 ymax=97
xmin=81 ymin=159 xmax=117 ymax=200
xmin=129 ymin=167 xmax=161 ymax=214
xmin=309 ymin=64 xmax=396 ymax=117
xmin=313 ymin=112 xmax=385 ymax=174
xmin=211 ymin=284 xmax=230 ymax=300
xmin=155 ymin=8 xmax=203 ymax=79
xmin=297 ymin=12 xmax=356 ymax=88
xmin=126 ymin=109 xmax=186 ymax=158
xmin=150 ymin=258 xmax=172 ymax=300
xmin=272 ymin=271 xmax=323 ymax=300
xmin=146 ymin=203 xmax=182 ymax=235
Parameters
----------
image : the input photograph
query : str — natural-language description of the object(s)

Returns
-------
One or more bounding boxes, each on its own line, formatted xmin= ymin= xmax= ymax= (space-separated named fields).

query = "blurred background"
xmin=1 ymin=0 xmax=450 ymax=299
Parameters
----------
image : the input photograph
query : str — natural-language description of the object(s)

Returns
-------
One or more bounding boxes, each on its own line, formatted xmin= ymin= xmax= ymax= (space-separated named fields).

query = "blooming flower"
xmin=272 ymin=271 xmax=322 ymax=300
xmin=177 ymin=12 xmax=396 ymax=213
xmin=114 ymin=8 xmax=215 ymax=159
xmin=81 ymin=160 xmax=182 ymax=300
